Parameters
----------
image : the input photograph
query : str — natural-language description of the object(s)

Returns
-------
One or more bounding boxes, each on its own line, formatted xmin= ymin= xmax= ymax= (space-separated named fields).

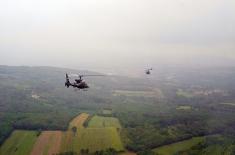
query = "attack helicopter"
xmin=145 ymin=68 xmax=153 ymax=75
xmin=65 ymin=73 xmax=105 ymax=90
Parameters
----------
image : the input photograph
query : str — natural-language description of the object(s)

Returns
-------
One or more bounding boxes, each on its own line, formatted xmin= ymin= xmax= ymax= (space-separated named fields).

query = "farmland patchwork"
xmin=0 ymin=113 xmax=124 ymax=155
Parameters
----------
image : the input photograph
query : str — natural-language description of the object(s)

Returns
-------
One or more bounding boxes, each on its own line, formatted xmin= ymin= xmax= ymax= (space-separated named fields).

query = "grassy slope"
xmin=203 ymin=145 xmax=224 ymax=155
xmin=153 ymin=137 xmax=205 ymax=155
xmin=88 ymin=115 xmax=122 ymax=129
xmin=0 ymin=130 xmax=37 ymax=155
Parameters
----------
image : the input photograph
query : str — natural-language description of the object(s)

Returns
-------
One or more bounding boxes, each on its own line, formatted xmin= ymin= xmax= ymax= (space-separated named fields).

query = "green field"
xmin=102 ymin=109 xmax=112 ymax=115
xmin=1 ymin=114 xmax=124 ymax=155
xmin=176 ymin=89 xmax=194 ymax=98
xmin=73 ymin=127 xmax=124 ymax=153
xmin=176 ymin=106 xmax=192 ymax=110
xmin=0 ymin=130 xmax=37 ymax=155
xmin=113 ymin=90 xmax=157 ymax=97
xmin=202 ymin=145 xmax=225 ymax=155
xmin=220 ymin=102 xmax=235 ymax=106
xmin=153 ymin=137 xmax=205 ymax=155
xmin=88 ymin=116 xmax=122 ymax=129
xmin=178 ymin=135 xmax=235 ymax=155
xmin=61 ymin=114 xmax=124 ymax=154
xmin=200 ymin=144 xmax=235 ymax=155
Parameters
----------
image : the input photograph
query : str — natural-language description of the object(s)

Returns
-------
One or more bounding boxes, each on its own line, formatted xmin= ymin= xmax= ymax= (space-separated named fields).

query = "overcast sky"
xmin=0 ymin=0 xmax=235 ymax=71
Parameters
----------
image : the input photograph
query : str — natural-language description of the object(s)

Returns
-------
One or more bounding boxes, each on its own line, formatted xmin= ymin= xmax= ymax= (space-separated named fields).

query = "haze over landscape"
xmin=1 ymin=0 xmax=235 ymax=71
xmin=1 ymin=1 xmax=235 ymax=155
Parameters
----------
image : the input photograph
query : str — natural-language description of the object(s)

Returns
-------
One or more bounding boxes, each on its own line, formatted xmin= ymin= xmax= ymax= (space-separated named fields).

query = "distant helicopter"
xmin=145 ymin=68 xmax=153 ymax=75
xmin=65 ymin=73 xmax=105 ymax=90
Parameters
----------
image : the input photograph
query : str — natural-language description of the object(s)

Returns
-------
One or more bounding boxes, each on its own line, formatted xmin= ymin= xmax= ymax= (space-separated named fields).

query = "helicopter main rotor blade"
xmin=67 ymin=74 xmax=79 ymax=77
xmin=81 ymin=74 xmax=106 ymax=77
xmin=68 ymin=74 xmax=106 ymax=78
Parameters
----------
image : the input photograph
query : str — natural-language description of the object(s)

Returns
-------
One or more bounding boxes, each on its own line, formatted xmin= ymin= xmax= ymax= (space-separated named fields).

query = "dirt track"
xmin=69 ymin=113 xmax=89 ymax=129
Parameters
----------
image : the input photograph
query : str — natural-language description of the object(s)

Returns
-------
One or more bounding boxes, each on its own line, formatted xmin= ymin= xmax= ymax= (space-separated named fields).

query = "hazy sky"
xmin=0 ymin=0 xmax=235 ymax=70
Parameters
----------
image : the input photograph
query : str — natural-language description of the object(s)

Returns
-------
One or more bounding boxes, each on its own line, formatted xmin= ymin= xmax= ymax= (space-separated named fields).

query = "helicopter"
xmin=145 ymin=68 xmax=153 ymax=75
xmin=65 ymin=73 xmax=105 ymax=90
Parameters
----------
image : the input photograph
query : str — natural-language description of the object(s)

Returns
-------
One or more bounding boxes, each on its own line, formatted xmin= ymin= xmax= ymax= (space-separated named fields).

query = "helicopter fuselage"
xmin=66 ymin=81 xmax=89 ymax=89
xmin=65 ymin=77 xmax=89 ymax=89
xmin=65 ymin=73 xmax=104 ymax=90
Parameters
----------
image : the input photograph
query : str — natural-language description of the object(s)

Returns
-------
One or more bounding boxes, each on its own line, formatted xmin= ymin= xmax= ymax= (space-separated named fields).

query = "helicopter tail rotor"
xmin=65 ymin=73 xmax=71 ymax=88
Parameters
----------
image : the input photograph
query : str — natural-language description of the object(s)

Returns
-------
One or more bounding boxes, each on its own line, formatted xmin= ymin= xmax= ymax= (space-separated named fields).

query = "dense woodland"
xmin=1 ymin=66 xmax=235 ymax=154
